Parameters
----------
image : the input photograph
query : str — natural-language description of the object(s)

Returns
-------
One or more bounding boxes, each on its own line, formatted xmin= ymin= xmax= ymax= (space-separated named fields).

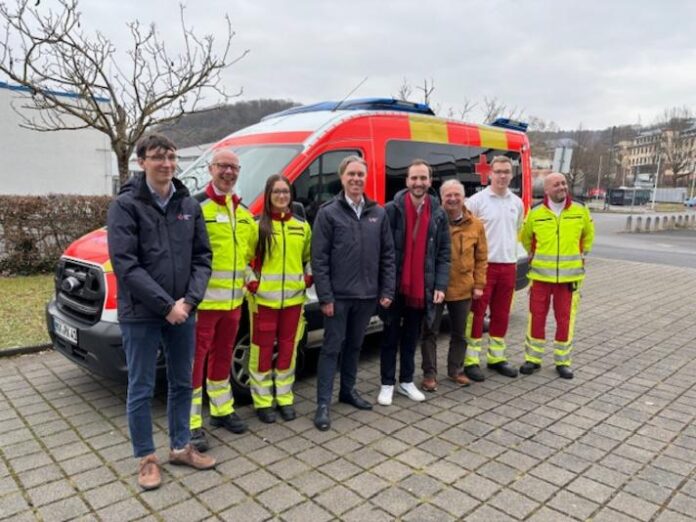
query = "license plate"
xmin=54 ymin=317 xmax=78 ymax=344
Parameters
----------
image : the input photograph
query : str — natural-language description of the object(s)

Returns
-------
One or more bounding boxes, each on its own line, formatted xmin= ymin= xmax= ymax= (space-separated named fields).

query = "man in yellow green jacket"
xmin=190 ymin=149 xmax=257 ymax=451
xmin=519 ymin=173 xmax=594 ymax=379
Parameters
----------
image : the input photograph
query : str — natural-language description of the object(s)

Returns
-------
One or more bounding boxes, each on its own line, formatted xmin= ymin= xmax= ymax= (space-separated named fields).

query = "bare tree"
xmin=395 ymin=77 xmax=413 ymax=101
xmin=482 ymin=96 xmax=524 ymax=123
xmin=655 ymin=106 xmax=695 ymax=187
xmin=0 ymin=0 xmax=247 ymax=185
xmin=416 ymin=78 xmax=435 ymax=105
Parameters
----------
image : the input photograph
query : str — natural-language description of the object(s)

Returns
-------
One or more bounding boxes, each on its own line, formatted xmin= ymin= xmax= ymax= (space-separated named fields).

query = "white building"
xmin=0 ymin=81 xmax=117 ymax=196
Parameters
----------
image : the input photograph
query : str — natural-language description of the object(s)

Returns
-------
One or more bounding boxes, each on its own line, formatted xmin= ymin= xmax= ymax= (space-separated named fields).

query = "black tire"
xmin=230 ymin=330 xmax=252 ymax=404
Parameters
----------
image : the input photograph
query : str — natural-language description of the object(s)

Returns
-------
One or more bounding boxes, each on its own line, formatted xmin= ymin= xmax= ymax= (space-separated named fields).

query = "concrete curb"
xmin=0 ymin=343 xmax=52 ymax=357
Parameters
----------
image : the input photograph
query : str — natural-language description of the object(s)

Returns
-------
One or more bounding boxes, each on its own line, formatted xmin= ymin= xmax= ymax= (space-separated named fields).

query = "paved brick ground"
xmin=1 ymin=257 xmax=695 ymax=521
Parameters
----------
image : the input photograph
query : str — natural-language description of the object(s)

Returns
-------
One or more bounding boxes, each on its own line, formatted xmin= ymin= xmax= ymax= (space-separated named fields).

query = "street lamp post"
xmin=651 ymin=154 xmax=662 ymax=209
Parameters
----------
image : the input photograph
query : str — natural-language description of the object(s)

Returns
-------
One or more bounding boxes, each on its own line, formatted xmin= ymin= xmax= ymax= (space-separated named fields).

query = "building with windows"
xmin=0 ymin=81 xmax=116 ymax=196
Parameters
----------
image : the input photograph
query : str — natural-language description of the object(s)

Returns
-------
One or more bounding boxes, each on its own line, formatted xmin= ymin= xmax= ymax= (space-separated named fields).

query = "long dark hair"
xmin=256 ymin=174 xmax=292 ymax=265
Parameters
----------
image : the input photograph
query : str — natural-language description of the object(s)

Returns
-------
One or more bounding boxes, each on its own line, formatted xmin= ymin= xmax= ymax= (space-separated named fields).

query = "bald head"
xmin=209 ymin=149 xmax=241 ymax=193
xmin=544 ymin=172 xmax=568 ymax=204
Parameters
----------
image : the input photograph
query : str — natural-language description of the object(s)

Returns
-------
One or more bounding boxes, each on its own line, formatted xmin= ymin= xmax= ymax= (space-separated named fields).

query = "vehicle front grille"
xmin=55 ymin=259 xmax=105 ymax=325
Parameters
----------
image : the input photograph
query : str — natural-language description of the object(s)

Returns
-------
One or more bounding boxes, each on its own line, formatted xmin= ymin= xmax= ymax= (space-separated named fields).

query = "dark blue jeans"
xmin=316 ymin=299 xmax=376 ymax=406
xmin=121 ymin=316 xmax=195 ymax=458
xmin=380 ymin=297 xmax=425 ymax=385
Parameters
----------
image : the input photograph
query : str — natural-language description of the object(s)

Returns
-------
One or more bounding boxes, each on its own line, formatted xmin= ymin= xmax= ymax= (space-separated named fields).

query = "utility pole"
xmin=596 ymin=155 xmax=603 ymax=199
xmin=651 ymin=154 xmax=662 ymax=209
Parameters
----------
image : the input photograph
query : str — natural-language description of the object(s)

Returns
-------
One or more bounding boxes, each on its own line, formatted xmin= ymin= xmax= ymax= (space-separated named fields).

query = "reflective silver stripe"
xmin=206 ymin=380 xmax=229 ymax=392
xmin=554 ymin=352 xmax=571 ymax=362
xmin=250 ymin=384 xmax=273 ymax=396
xmin=488 ymin=348 xmax=505 ymax=359
xmin=525 ymin=336 xmax=545 ymax=353
xmin=304 ymin=262 xmax=312 ymax=276
xmin=203 ymin=288 xmax=245 ymax=301
xmin=255 ymin=289 xmax=305 ymax=301
xmin=260 ymin=273 xmax=303 ymax=282
xmin=530 ymin=267 xmax=585 ymax=278
xmin=190 ymin=403 xmax=202 ymax=416
xmin=276 ymin=382 xmax=294 ymax=396
xmin=533 ymin=254 xmax=583 ymax=262
xmin=211 ymin=270 xmax=241 ymax=279
xmin=192 ymin=388 xmax=203 ymax=399
xmin=208 ymin=391 xmax=232 ymax=408
xmin=275 ymin=369 xmax=296 ymax=381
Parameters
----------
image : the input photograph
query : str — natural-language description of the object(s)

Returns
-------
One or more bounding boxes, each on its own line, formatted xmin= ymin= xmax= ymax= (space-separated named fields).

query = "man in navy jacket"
xmin=311 ymin=155 xmax=395 ymax=431
xmin=107 ymin=134 xmax=214 ymax=490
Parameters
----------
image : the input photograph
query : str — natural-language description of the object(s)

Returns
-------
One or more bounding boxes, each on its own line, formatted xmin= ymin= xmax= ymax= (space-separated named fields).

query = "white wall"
xmin=0 ymin=83 xmax=117 ymax=196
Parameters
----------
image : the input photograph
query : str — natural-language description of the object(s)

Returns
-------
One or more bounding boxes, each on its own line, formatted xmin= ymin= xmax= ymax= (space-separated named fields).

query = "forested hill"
xmin=156 ymin=99 xmax=298 ymax=147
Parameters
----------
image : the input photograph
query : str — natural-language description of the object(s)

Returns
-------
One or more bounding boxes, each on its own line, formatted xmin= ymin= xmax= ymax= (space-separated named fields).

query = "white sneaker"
xmin=397 ymin=382 xmax=426 ymax=402
xmin=377 ymin=385 xmax=394 ymax=406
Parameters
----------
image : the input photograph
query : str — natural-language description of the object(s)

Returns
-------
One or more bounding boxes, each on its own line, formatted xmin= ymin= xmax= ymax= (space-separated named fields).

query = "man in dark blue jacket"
xmin=107 ymin=134 xmax=214 ymax=491
xmin=311 ymin=155 xmax=396 ymax=431
xmin=378 ymin=159 xmax=450 ymax=406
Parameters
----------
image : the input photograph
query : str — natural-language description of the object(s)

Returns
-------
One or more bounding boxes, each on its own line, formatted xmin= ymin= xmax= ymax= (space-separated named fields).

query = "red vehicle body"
xmin=46 ymin=98 xmax=532 ymax=395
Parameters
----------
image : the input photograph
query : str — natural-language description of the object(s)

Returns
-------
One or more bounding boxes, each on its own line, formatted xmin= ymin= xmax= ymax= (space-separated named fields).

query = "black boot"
xmin=488 ymin=361 xmax=518 ymax=378
xmin=519 ymin=361 xmax=541 ymax=375
xmin=256 ymin=407 xmax=277 ymax=424
xmin=314 ymin=404 xmax=331 ymax=431
xmin=556 ymin=366 xmax=574 ymax=379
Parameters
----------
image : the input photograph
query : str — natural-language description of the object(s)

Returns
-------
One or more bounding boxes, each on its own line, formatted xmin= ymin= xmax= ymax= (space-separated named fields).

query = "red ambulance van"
xmin=46 ymin=98 xmax=532 ymax=396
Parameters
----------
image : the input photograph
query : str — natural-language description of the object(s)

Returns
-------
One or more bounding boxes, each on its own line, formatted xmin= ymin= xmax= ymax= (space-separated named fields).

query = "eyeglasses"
xmin=212 ymin=163 xmax=241 ymax=172
xmin=145 ymin=154 xmax=179 ymax=163
xmin=271 ymin=189 xmax=291 ymax=195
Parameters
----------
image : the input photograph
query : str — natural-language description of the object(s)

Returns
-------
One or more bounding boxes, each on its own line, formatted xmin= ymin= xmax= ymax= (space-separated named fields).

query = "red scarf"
xmin=400 ymin=194 xmax=430 ymax=309
xmin=205 ymin=182 xmax=240 ymax=208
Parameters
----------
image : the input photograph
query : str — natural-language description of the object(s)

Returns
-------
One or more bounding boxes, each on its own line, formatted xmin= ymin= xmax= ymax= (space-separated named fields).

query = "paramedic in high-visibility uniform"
xmin=519 ymin=172 xmax=594 ymax=380
xmin=189 ymin=149 xmax=257 ymax=452
xmin=245 ymin=174 xmax=312 ymax=423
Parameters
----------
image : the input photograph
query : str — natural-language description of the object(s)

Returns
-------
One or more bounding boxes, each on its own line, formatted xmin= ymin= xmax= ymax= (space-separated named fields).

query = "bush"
xmin=0 ymin=195 xmax=111 ymax=275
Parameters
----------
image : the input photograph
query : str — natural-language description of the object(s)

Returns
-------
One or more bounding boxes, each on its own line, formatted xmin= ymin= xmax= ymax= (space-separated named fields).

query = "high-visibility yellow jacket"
xmin=520 ymin=197 xmax=594 ymax=283
xmin=199 ymin=187 xmax=257 ymax=310
xmin=250 ymin=213 xmax=311 ymax=309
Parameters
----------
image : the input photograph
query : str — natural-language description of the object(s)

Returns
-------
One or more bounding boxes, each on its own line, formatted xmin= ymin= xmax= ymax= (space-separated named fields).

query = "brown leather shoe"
xmin=422 ymin=377 xmax=438 ymax=392
xmin=448 ymin=373 xmax=471 ymax=386
xmin=169 ymin=443 xmax=216 ymax=470
xmin=138 ymin=454 xmax=161 ymax=490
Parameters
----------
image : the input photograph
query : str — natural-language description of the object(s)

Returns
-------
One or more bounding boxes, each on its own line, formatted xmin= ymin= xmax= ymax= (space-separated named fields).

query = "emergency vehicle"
xmin=46 ymin=98 xmax=532 ymax=398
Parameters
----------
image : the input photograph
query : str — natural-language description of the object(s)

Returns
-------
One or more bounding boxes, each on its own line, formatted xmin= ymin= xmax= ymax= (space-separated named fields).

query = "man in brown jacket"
xmin=420 ymin=179 xmax=488 ymax=390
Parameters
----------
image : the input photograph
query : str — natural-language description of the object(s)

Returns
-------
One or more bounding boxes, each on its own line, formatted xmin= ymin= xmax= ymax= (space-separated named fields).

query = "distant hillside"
xmin=157 ymin=99 xmax=299 ymax=147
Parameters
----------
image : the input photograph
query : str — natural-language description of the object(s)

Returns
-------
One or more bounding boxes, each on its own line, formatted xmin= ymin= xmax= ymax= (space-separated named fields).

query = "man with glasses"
xmin=464 ymin=156 xmax=524 ymax=381
xmin=107 ymin=134 xmax=214 ymax=491
xmin=189 ymin=149 xmax=258 ymax=451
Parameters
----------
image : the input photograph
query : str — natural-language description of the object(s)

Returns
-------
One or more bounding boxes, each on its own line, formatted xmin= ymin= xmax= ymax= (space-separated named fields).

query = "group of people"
xmin=107 ymin=133 xmax=594 ymax=491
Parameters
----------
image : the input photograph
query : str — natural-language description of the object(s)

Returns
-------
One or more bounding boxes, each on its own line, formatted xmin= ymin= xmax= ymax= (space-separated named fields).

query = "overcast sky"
xmin=69 ymin=0 xmax=696 ymax=129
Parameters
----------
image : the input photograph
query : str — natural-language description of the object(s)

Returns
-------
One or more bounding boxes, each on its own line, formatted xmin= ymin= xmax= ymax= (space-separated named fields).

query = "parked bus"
xmin=46 ymin=98 xmax=533 ymax=398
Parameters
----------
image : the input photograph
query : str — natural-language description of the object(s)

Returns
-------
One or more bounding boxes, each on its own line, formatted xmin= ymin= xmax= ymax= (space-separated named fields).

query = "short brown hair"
xmin=408 ymin=158 xmax=432 ymax=178
xmin=136 ymin=134 xmax=177 ymax=159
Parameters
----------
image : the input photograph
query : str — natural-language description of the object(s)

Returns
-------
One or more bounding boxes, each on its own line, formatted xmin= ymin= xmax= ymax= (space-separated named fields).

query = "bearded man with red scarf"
xmin=378 ymin=159 xmax=451 ymax=406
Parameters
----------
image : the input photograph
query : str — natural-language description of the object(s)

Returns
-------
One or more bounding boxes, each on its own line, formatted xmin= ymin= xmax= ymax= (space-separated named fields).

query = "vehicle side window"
xmin=385 ymin=140 xmax=521 ymax=202
xmin=294 ymin=149 xmax=361 ymax=224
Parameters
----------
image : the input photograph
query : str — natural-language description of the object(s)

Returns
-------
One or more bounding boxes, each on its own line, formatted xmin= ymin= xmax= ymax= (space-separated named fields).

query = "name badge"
xmin=216 ymin=213 xmax=230 ymax=223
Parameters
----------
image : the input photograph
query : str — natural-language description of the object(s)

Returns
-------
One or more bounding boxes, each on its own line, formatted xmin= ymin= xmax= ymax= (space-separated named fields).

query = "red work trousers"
xmin=253 ymin=305 xmax=303 ymax=372
xmin=528 ymin=280 xmax=575 ymax=343
xmin=192 ymin=308 xmax=242 ymax=388
xmin=469 ymin=262 xmax=517 ymax=339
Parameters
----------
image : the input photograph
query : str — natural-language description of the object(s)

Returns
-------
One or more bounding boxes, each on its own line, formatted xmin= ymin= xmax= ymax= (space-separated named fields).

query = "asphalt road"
xmin=590 ymin=211 xmax=696 ymax=268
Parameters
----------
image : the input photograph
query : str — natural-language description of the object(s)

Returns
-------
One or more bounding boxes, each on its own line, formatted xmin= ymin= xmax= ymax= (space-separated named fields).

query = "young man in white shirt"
xmin=464 ymin=156 xmax=524 ymax=381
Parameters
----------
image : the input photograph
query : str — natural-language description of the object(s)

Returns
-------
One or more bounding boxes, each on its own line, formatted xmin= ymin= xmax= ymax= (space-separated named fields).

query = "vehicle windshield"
xmin=179 ymin=144 xmax=303 ymax=203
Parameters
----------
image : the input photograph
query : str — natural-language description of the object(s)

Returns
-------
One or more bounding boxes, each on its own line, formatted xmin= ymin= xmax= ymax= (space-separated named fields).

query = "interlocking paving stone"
xmin=608 ymin=491 xmax=660 ymax=520
xmin=1 ymin=258 xmax=695 ymax=520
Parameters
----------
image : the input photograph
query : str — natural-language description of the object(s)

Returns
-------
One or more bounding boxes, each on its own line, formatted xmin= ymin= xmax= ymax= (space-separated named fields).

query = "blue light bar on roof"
xmin=491 ymin=118 xmax=529 ymax=133
xmin=262 ymin=98 xmax=435 ymax=120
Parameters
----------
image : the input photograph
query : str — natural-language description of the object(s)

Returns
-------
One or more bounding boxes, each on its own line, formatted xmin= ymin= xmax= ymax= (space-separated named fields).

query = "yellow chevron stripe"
xmin=103 ymin=259 xmax=113 ymax=272
xmin=409 ymin=115 xmax=448 ymax=143
xmin=478 ymin=127 xmax=508 ymax=149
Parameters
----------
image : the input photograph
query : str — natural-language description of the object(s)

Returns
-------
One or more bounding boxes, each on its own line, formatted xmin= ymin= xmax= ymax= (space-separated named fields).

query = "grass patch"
xmin=0 ymin=274 xmax=54 ymax=350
